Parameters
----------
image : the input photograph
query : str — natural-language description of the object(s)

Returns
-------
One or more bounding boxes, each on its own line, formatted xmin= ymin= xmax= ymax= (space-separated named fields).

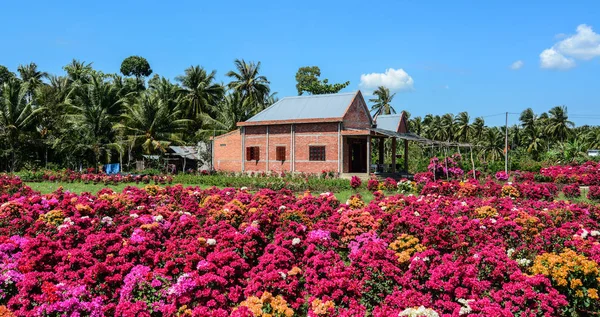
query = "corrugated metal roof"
xmin=246 ymin=91 xmax=357 ymax=123
xmin=375 ymin=114 xmax=401 ymax=132
xmin=169 ymin=146 xmax=201 ymax=160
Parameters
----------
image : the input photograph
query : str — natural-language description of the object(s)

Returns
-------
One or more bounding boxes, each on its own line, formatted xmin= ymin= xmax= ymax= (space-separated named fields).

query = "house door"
xmin=350 ymin=141 xmax=367 ymax=173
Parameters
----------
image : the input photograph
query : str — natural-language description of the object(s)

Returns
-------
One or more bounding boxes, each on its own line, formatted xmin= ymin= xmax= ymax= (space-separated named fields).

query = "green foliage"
xmin=0 ymin=65 xmax=15 ymax=86
xmin=369 ymin=86 xmax=396 ymax=116
xmin=295 ymin=66 xmax=349 ymax=95
xmin=120 ymin=56 xmax=153 ymax=79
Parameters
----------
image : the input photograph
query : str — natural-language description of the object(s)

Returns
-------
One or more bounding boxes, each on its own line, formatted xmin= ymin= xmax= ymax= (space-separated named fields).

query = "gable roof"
xmin=374 ymin=112 xmax=409 ymax=133
xmin=238 ymin=91 xmax=360 ymax=126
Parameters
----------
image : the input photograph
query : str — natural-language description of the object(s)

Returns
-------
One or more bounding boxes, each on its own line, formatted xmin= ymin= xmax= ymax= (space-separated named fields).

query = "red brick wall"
xmin=213 ymin=123 xmax=342 ymax=174
xmin=213 ymin=129 xmax=242 ymax=172
xmin=343 ymin=92 xmax=372 ymax=129
xmin=294 ymin=123 xmax=339 ymax=174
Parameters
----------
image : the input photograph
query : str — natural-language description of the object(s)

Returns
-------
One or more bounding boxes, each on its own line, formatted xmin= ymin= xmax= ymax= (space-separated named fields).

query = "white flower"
xmin=414 ymin=211 xmax=420 ymax=217
xmin=490 ymin=218 xmax=497 ymax=224
xmin=507 ymin=248 xmax=515 ymax=258
xmin=461 ymin=201 xmax=467 ymax=206
xmin=226 ymin=191 xmax=231 ymax=195
xmin=292 ymin=238 xmax=301 ymax=246
xmin=457 ymin=299 xmax=473 ymax=315
xmin=240 ymin=186 xmax=248 ymax=191
xmin=399 ymin=305 xmax=440 ymax=317
xmin=473 ymin=253 xmax=480 ymax=259
xmin=591 ymin=230 xmax=600 ymax=237
xmin=516 ymin=258 xmax=531 ymax=266
xmin=152 ymin=215 xmax=164 ymax=222
xmin=81 ymin=216 xmax=89 ymax=219
xmin=129 ymin=213 xmax=139 ymax=219
xmin=345 ymin=200 xmax=351 ymax=205
xmin=581 ymin=229 xmax=589 ymax=239
xmin=279 ymin=206 xmax=286 ymax=211
xmin=206 ymin=238 xmax=216 ymax=246
xmin=101 ymin=216 xmax=113 ymax=225
xmin=137 ymin=205 xmax=144 ymax=210
xmin=279 ymin=272 xmax=287 ymax=279
xmin=320 ymin=192 xmax=331 ymax=196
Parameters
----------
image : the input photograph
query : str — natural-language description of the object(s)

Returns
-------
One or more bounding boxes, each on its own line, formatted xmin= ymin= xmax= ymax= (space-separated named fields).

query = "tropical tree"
xmin=67 ymin=73 xmax=122 ymax=166
xmin=63 ymin=59 xmax=93 ymax=85
xmin=226 ymin=59 xmax=270 ymax=114
xmin=17 ymin=62 xmax=47 ymax=102
xmin=295 ymin=66 xmax=350 ymax=95
xmin=455 ymin=111 xmax=471 ymax=142
xmin=176 ymin=65 xmax=224 ymax=118
xmin=115 ymin=91 xmax=190 ymax=154
xmin=0 ymin=78 xmax=37 ymax=170
xmin=547 ymin=105 xmax=574 ymax=143
xmin=479 ymin=127 xmax=504 ymax=161
xmin=120 ymin=56 xmax=152 ymax=90
xmin=471 ymin=117 xmax=485 ymax=141
xmin=369 ymin=86 xmax=396 ymax=117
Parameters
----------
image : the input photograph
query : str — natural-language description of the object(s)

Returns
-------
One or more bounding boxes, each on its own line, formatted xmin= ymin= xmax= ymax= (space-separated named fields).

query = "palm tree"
xmin=196 ymin=92 xmax=248 ymax=140
xmin=0 ymin=79 xmax=37 ymax=171
xmin=479 ymin=127 xmax=504 ymax=161
xmin=63 ymin=59 xmax=93 ymax=85
xmin=455 ymin=111 xmax=471 ymax=142
xmin=440 ymin=113 xmax=455 ymax=141
xmin=410 ymin=116 xmax=423 ymax=135
xmin=471 ymin=117 xmax=485 ymax=141
xmin=226 ymin=59 xmax=270 ymax=113
xmin=176 ymin=65 xmax=224 ymax=118
xmin=67 ymin=73 xmax=122 ymax=166
xmin=369 ymin=86 xmax=396 ymax=117
xmin=547 ymin=105 xmax=574 ymax=143
xmin=17 ymin=62 xmax=47 ymax=103
xmin=115 ymin=91 xmax=191 ymax=154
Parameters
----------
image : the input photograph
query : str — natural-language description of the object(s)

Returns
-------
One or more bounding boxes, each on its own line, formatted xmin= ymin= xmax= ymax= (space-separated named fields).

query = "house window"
xmin=246 ymin=147 xmax=260 ymax=161
xmin=276 ymin=146 xmax=286 ymax=161
xmin=309 ymin=146 xmax=326 ymax=161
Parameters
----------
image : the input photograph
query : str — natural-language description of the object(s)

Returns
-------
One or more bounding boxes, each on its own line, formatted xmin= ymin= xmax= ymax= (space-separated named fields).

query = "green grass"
xmin=556 ymin=187 xmax=594 ymax=204
xmin=25 ymin=181 xmax=382 ymax=203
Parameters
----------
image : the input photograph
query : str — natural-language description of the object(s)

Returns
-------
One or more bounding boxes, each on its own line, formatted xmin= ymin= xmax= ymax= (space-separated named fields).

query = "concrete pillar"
xmin=366 ymin=136 xmax=371 ymax=174
xmin=241 ymin=127 xmax=245 ymax=172
xmin=404 ymin=139 xmax=409 ymax=172
xmin=378 ymin=138 xmax=384 ymax=169
xmin=266 ymin=126 xmax=269 ymax=173
xmin=391 ymin=138 xmax=397 ymax=173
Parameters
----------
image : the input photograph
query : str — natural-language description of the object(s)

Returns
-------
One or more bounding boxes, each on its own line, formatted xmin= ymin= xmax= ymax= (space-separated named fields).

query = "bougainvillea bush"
xmin=0 ymin=174 xmax=599 ymax=316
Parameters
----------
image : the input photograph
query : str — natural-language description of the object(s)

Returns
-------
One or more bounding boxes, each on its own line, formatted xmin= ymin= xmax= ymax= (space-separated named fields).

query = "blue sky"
xmin=2 ymin=0 xmax=600 ymax=127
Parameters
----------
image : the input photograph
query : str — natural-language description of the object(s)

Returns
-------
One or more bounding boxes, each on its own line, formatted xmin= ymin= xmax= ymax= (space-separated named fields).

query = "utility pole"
xmin=505 ymin=112 xmax=508 ymax=174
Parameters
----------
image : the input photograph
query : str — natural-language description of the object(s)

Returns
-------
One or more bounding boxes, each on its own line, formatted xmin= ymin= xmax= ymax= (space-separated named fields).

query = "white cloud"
xmin=540 ymin=48 xmax=576 ymax=70
xmin=510 ymin=60 xmax=524 ymax=70
xmin=540 ymin=24 xmax=600 ymax=69
xmin=359 ymin=68 xmax=414 ymax=93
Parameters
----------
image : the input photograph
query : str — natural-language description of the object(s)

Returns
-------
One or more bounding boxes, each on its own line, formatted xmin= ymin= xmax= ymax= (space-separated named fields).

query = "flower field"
xmin=0 ymin=173 xmax=600 ymax=316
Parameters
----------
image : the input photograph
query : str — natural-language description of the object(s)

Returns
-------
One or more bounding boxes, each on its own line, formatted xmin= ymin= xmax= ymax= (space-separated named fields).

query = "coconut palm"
xmin=226 ymin=59 xmax=270 ymax=112
xmin=115 ymin=91 xmax=190 ymax=154
xmin=0 ymin=78 xmax=37 ymax=170
xmin=410 ymin=116 xmax=423 ymax=135
xmin=67 ymin=73 xmax=122 ymax=165
xmin=176 ymin=65 xmax=224 ymax=118
xmin=17 ymin=63 xmax=47 ymax=103
xmin=440 ymin=113 xmax=455 ymax=141
xmin=369 ymin=86 xmax=396 ymax=117
xmin=547 ymin=105 xmax=574 ymax=143
xmin=63 ymin=59 xmax=93 ymax=85
xmin=479 ymin=127 xmax=504 ymax=161
xmin=471 ymin=117 xmax=485 ymax=141
xmin=196 ymin=92 xmax=248 ymax=140
xmin=455 ymin=111 xmax=471 ymax=142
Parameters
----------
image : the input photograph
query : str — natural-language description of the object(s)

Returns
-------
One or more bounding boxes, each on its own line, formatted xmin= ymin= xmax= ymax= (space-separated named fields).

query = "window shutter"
xmin=246 ymin=147 xmax=252 ymax=161
xmin=255 ymin=147 xmax=260 ymax=161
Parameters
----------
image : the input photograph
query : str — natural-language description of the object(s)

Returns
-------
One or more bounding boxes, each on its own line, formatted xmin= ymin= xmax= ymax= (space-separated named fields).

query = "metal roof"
xmin=169 ymin=146 xmax=202 ymax=160
xmin=375 ymin=114 xmax=402 ymax=132
xmin=246 ymin=91 xmax=357 ymax=123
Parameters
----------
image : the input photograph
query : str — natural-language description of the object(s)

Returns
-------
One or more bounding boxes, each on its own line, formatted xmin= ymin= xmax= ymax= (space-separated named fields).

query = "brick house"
xmin=211 ymin=91 xmax=411 ymax=177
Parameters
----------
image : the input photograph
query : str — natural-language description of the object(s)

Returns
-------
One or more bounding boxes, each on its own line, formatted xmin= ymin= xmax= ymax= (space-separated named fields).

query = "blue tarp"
xmin=104 ymin=163 xmax=120 ymax=175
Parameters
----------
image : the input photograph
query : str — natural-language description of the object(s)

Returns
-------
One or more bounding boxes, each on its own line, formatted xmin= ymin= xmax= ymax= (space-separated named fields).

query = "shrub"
xmin=367 ymin=179 xmax=379 ymax=192
xmin=495 ymin=171 xmax=509 ymax=181
xmin=562 ymin=184 xmax=581 ymax=198
xmin=350 ymin=176 xmax=362 ymax=189
xmin=588 ymin=186 xmax=600 ymax=201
